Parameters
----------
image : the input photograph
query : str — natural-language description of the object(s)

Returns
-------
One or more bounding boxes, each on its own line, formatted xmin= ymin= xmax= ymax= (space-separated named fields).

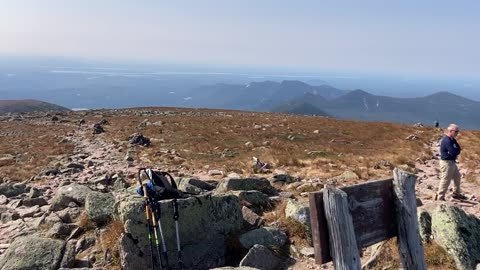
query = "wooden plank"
xmin=393 ymin=168 xmax=427 ymax=269
xmin=323 ymin=185 xmax=361 ymax=270
xmin=309 ymin=190 xmax=331 ymax=264
xmin=342 ymin=178 xmax=397 ymax=248
xmin=308 ymin=178 xmax=397 ymax=264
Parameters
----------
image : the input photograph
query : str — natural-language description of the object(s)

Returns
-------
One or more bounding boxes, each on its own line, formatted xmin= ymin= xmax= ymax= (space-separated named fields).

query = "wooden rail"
xmin=309 ymin=168 xmax=426 ymax=269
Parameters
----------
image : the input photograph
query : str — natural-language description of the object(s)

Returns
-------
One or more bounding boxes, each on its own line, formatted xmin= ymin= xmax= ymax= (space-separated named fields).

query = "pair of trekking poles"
xmin=137 ymin=168 xmax=184 ymax=270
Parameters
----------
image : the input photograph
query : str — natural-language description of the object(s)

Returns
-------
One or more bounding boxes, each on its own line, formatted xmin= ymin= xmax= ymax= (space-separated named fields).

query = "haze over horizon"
xmin=1 ymin=0 xmax=480 ymax=78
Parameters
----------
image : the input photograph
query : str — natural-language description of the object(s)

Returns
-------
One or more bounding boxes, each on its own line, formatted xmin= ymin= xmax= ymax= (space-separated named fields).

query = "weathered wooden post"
xmin=392 ymin=168 xmax=427 ymax=270
xmin=323 ymin=185 xmax=361 ymax=270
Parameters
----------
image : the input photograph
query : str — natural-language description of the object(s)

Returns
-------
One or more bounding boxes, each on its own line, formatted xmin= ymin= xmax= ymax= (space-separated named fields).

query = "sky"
xmin=1 ymin=0 xmax=480 ymax=77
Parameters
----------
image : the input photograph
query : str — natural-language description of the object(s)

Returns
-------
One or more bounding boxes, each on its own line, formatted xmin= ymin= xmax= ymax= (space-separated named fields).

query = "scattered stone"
xmin=242 ymin=206 xmax=264 ymax=228
xmin=231 ymin=190 xmax=271 ymax=211
xmin=239 ymin=244 xmax=283 ymax=269
xmin=128 ymin=133 xmax=150 ymax=146
xmin=215 ymin=178 xmax=276 ymax=195
xmin=418 ymin=210 xmax=432 ymax=241
xmin=300 ymin=247 xmax=315 ymax=257
xmin=0 ymin=184 xmax=26 ymax=198
xmin=0 ymin=236 xmax=65 ymax=270
xmin=0 ymin=194 xmax=8 ymax=205
xmin=239 ymin=227 xmax=288 ymax=249
xmin=93 ymin=123 xmax=104 ymax=134
xmin=51 ymin=184 xmax=93 ymax=211
xmin=208 ymin=169 xmax=224 ymax=176
xmin=432 ymin=204 xmax=480 ymax=270
xmin=85 ymin=192 xmax=115 ymax=225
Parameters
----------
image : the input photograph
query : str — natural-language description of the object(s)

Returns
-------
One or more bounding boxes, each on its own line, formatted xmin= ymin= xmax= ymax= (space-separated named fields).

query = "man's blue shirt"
xmin=440 ymin=135 xmax=461 ymax=160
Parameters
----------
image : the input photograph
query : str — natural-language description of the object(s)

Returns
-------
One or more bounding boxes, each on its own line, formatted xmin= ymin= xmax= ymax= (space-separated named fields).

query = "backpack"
xmin=137 ymin=168 xmax=183 ymax=201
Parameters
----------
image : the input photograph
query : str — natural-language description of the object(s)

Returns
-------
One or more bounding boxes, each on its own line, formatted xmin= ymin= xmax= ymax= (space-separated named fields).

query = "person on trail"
xmin=435 ymin=124 xmax=467 ymax=201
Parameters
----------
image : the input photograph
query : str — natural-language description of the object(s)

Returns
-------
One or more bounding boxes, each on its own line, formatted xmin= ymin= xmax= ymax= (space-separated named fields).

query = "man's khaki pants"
xmin=437 ymin=160 xmax=461 ymax=198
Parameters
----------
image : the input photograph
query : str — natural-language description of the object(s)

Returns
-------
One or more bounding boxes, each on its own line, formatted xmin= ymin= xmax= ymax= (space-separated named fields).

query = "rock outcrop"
xmin=431 ymin=204 xmax=480 ymax=270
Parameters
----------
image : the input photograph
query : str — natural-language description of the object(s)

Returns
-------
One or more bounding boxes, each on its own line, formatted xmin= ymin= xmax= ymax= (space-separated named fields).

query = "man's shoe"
xmin=452 ymin=193 xmax=468 ymax=200
xmin=434 ymin=194 xmax=445 ymax=201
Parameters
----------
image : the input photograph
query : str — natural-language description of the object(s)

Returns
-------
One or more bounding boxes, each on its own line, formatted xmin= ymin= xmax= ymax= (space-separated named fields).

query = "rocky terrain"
xmin=0 ymin=108 xmax=480 ymax=270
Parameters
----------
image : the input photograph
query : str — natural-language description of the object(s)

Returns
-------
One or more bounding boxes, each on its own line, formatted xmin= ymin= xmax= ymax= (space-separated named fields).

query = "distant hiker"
xmin=434 ymin=121 xmax=439 ymax=128
xmin=93 ymin=123 xmax=104 ymax=134
xmin=252 ymin=157 xmax=271 ymax=173
xmin=435 ymin=124 xmax=466 ymax=201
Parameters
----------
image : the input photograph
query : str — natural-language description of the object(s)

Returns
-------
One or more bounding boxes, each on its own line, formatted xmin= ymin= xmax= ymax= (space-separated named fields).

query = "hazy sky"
xmin=1 ymin=0 xmax=479 ymax=76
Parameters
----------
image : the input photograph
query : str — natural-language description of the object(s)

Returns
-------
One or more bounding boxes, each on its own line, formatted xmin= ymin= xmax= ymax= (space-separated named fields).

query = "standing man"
xmin=436 ymin=124 xmax=466 ymax=201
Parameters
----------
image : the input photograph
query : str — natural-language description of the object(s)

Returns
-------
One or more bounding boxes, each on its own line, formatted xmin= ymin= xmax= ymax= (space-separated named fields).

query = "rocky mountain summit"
xmin=0 ymin=108 xmax=480 ymax=270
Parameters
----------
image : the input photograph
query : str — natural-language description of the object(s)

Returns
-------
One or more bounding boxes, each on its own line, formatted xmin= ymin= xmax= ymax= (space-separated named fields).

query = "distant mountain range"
xmin=0 ymin=99 xmax=70 ymax=113
xmin=1 ymin=79 xmax=479 ymax=129
xmin=272 ymin=89 xmax=480 ymax=129
xmin=182 ymin=81 xmax=480 ymax=129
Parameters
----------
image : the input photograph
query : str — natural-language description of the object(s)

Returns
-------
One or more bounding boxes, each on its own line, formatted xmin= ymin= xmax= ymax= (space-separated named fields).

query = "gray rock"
xmin=418 ymin=209 xmax=432 ymax=241
xmin=66 ymin=163 xmax=85 ymax=170
xmin=51 ymin=184 xmax=93 ymax=211
xmin=285 ymin=199 xmax=310 ymax=224
xmin=113 ymin=177 xmax=129 ymax=190
xmin=432 ymin=204 xmax=480 ymax=270
xmin=285 ymin=199 xmax=312 ymax=246
xmin=0 ymin=236 xmax=65 ymax=270
xmin=300 ymin=247 xmax=315 ymax=257
xmin=75 ymin=236 xmax=96 ymax=253
xmin=59 ymin=241 xmax=76 ymax=268
xmin=0 ymin=194 xmax=7 ymax=205
xmin=0 ymin=210 xmax=20 ymax=222
xmin=47 ymin=223 xmax=77 ymax=239
xmin=329 ymin=170 xmax=359 ymax=182
xmin=22 ymin=197 xmax=48 ymax=207
xmin=239 ymin=244 xmax=283 ymax=270
xmin=215 ymin=178 xmax=276 ymax=195
xmin=56 ymin=207 xmax=82 ymax=223
xmin=242 ymin=206 xmax=264 ymax=228
xmin=239 ymin=227 xmax=288 ymax=249
xmin=85 ymin=191 xmax=115 ymax=225
xmin=28 ymin=187 xmax=43 ymax=198
xmin=117 ymin=194 xmax=243 ymax=270
xmin=231 ymin=190 xmax=271 ymax=211
xmin=0 ymin=184 xmax=26 ymax=198
xmin=90 ymin=175 xmax=109 ymax=185
xmin=175 ymin=177 xmax=214 ymax=194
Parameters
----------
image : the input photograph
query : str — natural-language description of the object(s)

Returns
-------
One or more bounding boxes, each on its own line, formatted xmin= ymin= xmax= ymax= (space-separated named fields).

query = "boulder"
xmin=59 ymin=241 xmax=76 ymax=268
xmin=418 ymin=209 xmax=432 ymax=241
xmin=0 ymin=236 xmax=65 ymax=270
xmin=215 ymin=178 xmax=276 ymax=195
xmin=175 ymin=178 xmax=215 ymax=194
xmin=329 ymin=170 xmax=359 ymax=182
xmin=285 ymin=199 xmax=310 ymax=225
xmin=85 ymin=191 xmax=115 ymax=225
xmin=285 ymin=199 xmax=312 ymax=245
xmin=117 ymin=194 xmax=243 ymax=270
xmin=239 ymin=227 xmax=288 ymax=250
xmin=0 ymin=184 xmax=26 ymax=198
xmin=431 ymin=204 xmax=480 ymax=270
xmin=239 ymin=244 xmax=283 ymax=270
xmin=231 ymin=190 xmax=271 ymax=211
xmin=242 ymin=206 xmax=264 ymax=228
xmin=51 ymin=184 xmax=93 ymax=211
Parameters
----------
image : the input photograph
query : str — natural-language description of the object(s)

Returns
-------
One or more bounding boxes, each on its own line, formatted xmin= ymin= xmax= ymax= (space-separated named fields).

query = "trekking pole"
xmin=152 ymin=199 xmax=171 ymax=270
xmin=138 ymin=169 xmax=158 ymax=270
xmin=172 ymin=198 xmax=184 ymax=270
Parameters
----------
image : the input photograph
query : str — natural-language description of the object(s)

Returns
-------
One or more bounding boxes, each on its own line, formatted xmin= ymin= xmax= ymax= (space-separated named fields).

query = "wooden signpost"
xmin=308 ymin=168 xmax=426 ymax=269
